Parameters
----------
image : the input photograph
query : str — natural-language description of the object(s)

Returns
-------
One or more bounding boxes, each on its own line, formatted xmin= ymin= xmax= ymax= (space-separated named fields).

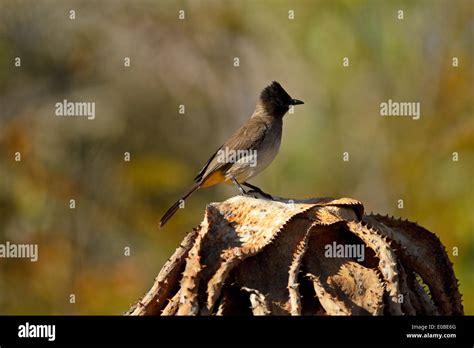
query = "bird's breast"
xmin=256 ymin=124 xmax=282 ymax=170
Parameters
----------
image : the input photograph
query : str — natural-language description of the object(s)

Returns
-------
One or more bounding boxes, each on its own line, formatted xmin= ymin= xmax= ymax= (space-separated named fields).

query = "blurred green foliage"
xmin=0 ymin=0 xmax=473 ymax=314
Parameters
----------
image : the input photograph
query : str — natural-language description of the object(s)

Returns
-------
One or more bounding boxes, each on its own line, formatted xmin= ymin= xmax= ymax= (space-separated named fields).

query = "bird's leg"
xmin=242 ymin=182 xmax=273 ymax=200
xmin=231 ymin=176 xmax=248 ymax=195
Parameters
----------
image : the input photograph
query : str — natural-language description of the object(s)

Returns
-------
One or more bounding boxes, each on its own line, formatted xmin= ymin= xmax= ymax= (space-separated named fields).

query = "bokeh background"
xmin=0 ymin=0 xmax=473 ymax=314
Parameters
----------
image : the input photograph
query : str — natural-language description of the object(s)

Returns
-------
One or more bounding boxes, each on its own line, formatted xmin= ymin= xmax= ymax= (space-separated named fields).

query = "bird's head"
xmin=259 ymin=81 xmax=304 ymax=118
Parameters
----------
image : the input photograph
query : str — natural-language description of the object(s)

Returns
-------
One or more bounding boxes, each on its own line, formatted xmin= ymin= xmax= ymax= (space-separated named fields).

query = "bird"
xmin=159 ymin=81 xmax=304 ymax=227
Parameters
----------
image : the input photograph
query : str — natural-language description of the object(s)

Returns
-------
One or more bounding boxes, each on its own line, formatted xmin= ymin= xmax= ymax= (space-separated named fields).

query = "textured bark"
xmin=127 ymin=195 xmax=463 ymax=316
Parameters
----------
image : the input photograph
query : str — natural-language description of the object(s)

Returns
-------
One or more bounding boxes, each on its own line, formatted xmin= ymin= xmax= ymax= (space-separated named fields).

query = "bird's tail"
xmin=159 ymin=183 xmax=200 ymax=228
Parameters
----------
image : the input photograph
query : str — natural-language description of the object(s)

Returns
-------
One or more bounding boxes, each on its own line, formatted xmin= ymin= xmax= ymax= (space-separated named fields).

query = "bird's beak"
xmin=290 ymin=99 xmax=304 ymax=105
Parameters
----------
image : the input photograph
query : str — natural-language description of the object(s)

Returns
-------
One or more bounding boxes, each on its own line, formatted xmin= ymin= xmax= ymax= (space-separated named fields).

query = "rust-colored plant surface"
xmin=128 ymin=196 xmax=463 ymax=316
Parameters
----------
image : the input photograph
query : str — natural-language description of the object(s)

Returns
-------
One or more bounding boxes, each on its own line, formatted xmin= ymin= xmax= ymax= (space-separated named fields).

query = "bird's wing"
xmin=194 ymin=117 xmax=269 ymax=183
xmin=193 ymin=146 xmax=222 ymax=183
xmin=224 ymin=117 xmax=269 ymax=152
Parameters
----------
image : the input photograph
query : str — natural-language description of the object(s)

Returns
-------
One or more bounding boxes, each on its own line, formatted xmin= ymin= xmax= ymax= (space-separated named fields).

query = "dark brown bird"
xmin=159 ymin=81 xmax=303 ymax=227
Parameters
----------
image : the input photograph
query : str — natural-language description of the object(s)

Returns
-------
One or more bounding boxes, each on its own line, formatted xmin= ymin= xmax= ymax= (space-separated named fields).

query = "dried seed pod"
xmin=128 ymin=196 xmax=463 ymax=316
